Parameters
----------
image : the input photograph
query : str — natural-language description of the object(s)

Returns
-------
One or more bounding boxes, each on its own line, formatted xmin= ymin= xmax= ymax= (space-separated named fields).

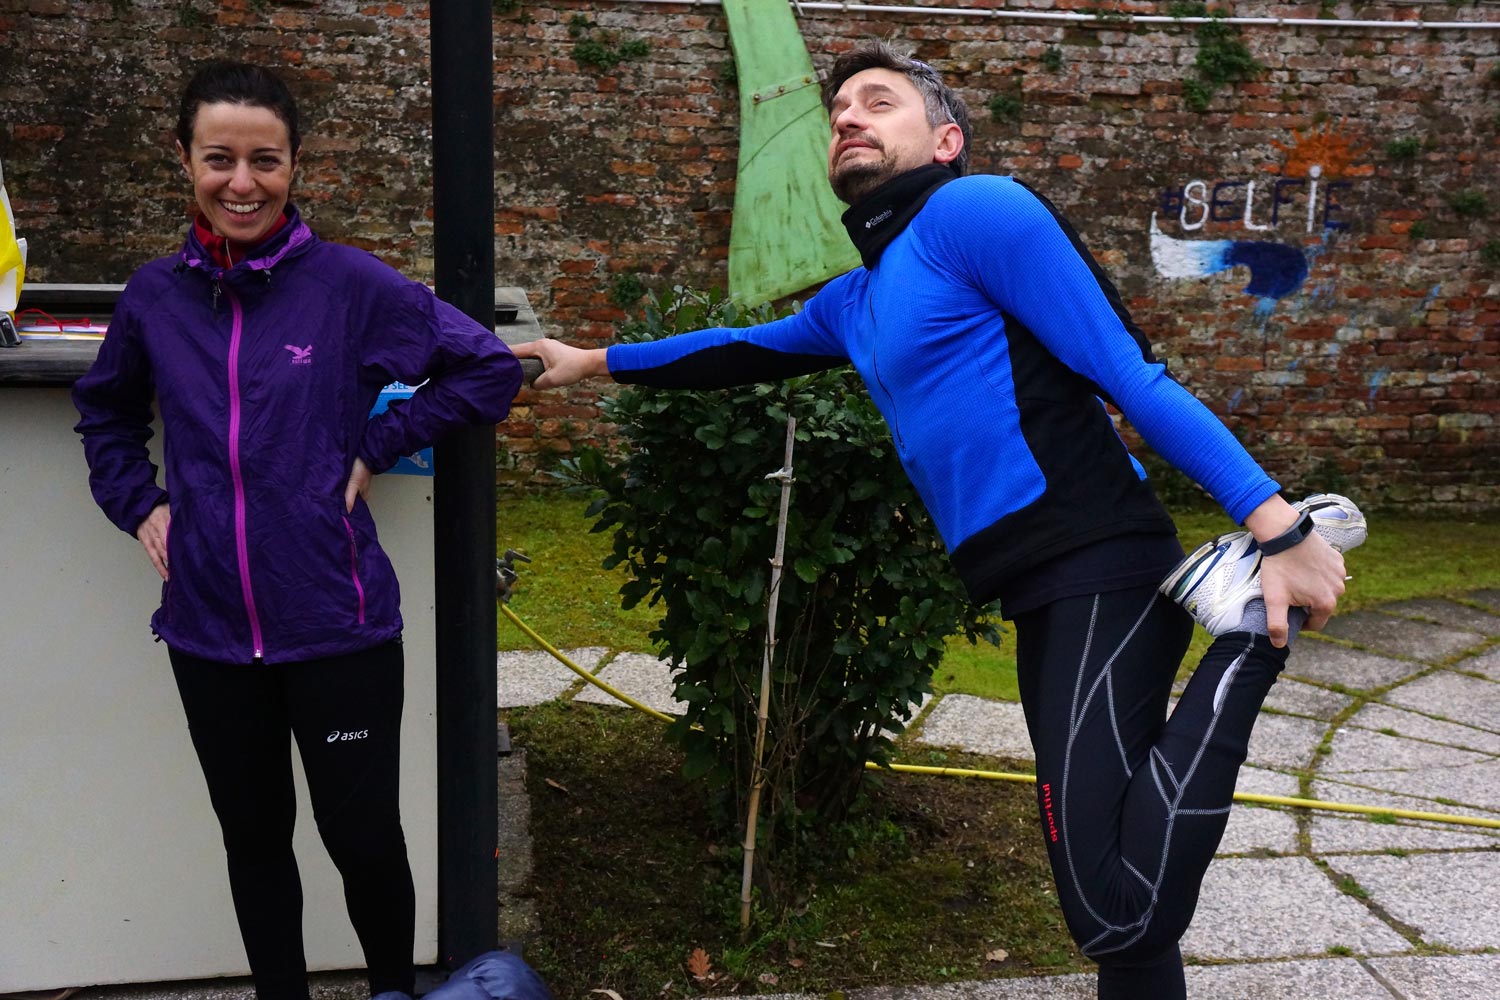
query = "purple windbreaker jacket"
xmin=73 ymin=209 xmax=522 ymax=664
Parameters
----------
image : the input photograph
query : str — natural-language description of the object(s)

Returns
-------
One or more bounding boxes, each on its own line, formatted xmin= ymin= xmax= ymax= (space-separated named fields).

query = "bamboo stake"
xmin=740 ymin=415 xmax=797 ymax=936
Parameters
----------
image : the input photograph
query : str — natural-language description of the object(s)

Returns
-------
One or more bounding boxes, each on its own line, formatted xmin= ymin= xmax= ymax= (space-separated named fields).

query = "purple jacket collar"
xmin=179 ymin=204 xmax=317 ymax=276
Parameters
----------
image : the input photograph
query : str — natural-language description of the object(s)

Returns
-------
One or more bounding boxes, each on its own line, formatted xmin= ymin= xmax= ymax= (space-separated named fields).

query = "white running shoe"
xmin=1159 ymin=531 xmax=1263 ymax=635
xmin=1292 ymin=492 xmax=1368 ymax=553
xmin=1161 ymin=493 xmax=1369 ymax=635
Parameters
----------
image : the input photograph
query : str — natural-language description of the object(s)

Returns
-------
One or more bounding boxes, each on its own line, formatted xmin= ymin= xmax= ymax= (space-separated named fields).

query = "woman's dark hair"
xmin=176 ymin=60 xmax=301 ymax=154
xmin=822 ymin=40 xmax=972 ymax=177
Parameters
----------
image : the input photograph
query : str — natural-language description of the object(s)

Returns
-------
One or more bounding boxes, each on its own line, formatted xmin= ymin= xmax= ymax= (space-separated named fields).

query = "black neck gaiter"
xmin=840 ymin=163 xmax=958 ymax=269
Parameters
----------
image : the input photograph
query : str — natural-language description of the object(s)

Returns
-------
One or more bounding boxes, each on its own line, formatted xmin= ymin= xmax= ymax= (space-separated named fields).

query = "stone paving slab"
xmin=914 ymin=695 xmax=1034 ymax=761
xmin=1318 ymin=610 xmax=1486 ymax=663
xmin=1344 ymin=701 xmax=1500 ymax=755
xmin=1332 ymin=852 xmax=1500 ymax=950
xmin=1379 ymin=598 xmax=1500 ymax=637
xmin=1457 ymin=645 xmax=1500 ymax=682
xmin=1310 ymin=776 xmax=1500 ymax=823
xmin=1236 ymin=765 xmax=1302 ymax=798
xmin=1180 ymin=958 xmax=1394 ymax=1000
xmin=1367 ymin=953 xmax=1500 ymax=1000
xmin=1217 ymin=802 xmax=1299 ymax=854
xmin=1180 ymin=856 xmax=1411 ymax=960
xmin=852 ymin=975 xmax=1099 ymax=999
xmin=573 ymin=651 xmax=687 ymax=716
xmin=1284 ymin=638 xmax=1419 ymax=691
xmin=1245 ymin=711 xmax=1327 ymax=770
xmin=1260 ymin=678 xmax=1353 ymax=720
xmin=497 ymin=647 xmax=606 ymax=708
xmin=1310 ymin=812 xmax=1500 ymax=853
xmin=1325 ymin=757 xmax=1500 ymax=814
xmin=1382 ymin=669 xmax=1500 ymax=727
xmin=1323 ymin=725 xmax=1493 ymax=774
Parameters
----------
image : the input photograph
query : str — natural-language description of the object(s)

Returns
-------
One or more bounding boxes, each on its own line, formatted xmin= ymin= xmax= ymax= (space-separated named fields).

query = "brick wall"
xmin=3 ymin=0 xmax=1496 ymax=507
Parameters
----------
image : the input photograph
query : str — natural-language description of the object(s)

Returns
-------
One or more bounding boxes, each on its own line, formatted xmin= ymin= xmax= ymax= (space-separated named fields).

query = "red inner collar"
xmin=193 ymin=211 xmax=290 ymax=269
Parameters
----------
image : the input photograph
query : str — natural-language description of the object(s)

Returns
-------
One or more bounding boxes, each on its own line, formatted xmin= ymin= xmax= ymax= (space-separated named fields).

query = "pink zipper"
xmin=342 ymin=514 xmax=367 ymax=625
xmin=225 ymin=286 xmax=265 ymax=660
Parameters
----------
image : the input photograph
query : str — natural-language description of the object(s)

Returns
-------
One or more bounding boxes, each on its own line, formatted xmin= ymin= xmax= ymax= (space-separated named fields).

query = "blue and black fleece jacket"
xmin=607 ymin=171 xmax=1279 ymax=605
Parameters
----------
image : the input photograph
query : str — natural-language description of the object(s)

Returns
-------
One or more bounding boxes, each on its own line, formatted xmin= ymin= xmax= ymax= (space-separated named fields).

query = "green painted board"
xmin=723 ymin=0 xmax=859 ymax=306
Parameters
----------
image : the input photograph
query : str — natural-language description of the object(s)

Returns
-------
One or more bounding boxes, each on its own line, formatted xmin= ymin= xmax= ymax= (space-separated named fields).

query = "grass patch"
xmin=509 ymin=700 xmax=1086 ymax=997
xmin=500 ymin=493 xmax=1500 ymax=693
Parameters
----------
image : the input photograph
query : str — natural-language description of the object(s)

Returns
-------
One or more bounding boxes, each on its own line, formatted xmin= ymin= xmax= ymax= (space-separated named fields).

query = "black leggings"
xmin=1015 ymin=586 xmax=1289 ymax=1000
xmin=170 ymin=641 xmax=416 ymax=1000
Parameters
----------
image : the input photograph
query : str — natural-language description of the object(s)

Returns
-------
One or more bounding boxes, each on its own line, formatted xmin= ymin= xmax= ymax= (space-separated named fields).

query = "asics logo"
xmin=284 ymin=344 xmax=313 ymax=365
xmin=327 ymin=729 xmax=370 ymax=742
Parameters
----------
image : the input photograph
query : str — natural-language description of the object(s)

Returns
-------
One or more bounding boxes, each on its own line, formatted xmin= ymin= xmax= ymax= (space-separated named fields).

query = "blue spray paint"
xmin=1367 ymin=367 xmax=1390 ymax=408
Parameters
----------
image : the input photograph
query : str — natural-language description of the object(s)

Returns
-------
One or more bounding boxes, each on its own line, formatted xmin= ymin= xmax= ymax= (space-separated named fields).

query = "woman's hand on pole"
xmin=345 ymin=456 xmax=372 ymax=513
xmin=510 ymin=338 xmax=610 ymax=390
xmin=137 ymin=503 xmax=172 ymax=581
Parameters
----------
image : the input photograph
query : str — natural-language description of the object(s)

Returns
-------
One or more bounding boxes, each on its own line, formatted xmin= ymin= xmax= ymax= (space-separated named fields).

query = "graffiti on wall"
xmin=1150 ymin=123 xmax=1371 ymax=307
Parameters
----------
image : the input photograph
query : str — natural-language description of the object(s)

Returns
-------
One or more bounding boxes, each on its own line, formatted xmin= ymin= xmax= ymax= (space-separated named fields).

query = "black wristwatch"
xmin=1257 ymin=510 xmax=1315 ymax=556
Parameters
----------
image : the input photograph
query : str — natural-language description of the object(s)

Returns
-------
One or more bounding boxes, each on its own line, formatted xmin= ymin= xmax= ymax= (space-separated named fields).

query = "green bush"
xmin=559 ymin=286 xmax=997 ymax=872
xmin=1384 ymin=136 xmax=1423 ymax=161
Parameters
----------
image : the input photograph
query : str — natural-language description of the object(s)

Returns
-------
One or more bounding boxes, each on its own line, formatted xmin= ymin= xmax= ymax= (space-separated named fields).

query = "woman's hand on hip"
xmin=345 ymin=456 xmax=372 ymax=513
xmin=137 ymin=503 xmax=172 ymax=581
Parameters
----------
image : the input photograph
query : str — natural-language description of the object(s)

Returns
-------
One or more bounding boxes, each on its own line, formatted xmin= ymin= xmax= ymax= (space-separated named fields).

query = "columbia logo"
xmin=284 ymin=344 xmax=313 ymax=365
xmin=864 ymin=208 xmax=893 ymax=229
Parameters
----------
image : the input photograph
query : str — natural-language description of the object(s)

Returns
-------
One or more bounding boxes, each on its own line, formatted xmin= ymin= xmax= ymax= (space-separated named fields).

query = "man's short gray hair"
xmin=821 ymin=39 xmax=972 ymax=177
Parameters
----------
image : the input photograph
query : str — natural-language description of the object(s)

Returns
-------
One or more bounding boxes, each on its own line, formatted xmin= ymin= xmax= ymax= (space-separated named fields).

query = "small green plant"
xmin=610 ymin=272 xmax=646 ymax=309
xmin=1386 ymin=847 xmax=1409 ymax=857
xmin=1445 ymin=189 xmax=1488 ymax=218
xmin=987 ymin=92 xmax=1024 ymax=121
xmin=1481 ymin=240 xmax=1500 ymax=267
xmin=1385 ymin=136 xmax=1423 ymax=161
xmin=1166 ymin=1 xmax=1207 ymax=17
xmin=1318 ymin=0 xmax=1339 ymax=17
xmin=1184 ymin=15 xmax=1262 ymax=113
xmin=1337 ymin=876 xmax=1370 ymax=899
xmin=1408 ymin=221 xmax=1428 ymax=241
xmin=176 ymin=1 xmax=206 ymax=28
xmin=568 ymin=15 xmax=651 ymax=71
xmin=493 ymin=0 xmax=519 ymax=12
xmin=1040 ymin=48 xmax=1064 ymax=73
xmin=1327 ymin=944 xmax=1353 ymax=956
xmin=720 ymin=60 xmax=738 ymax=87
xmin=1369 ymin=812 xmax=1397 ymax=825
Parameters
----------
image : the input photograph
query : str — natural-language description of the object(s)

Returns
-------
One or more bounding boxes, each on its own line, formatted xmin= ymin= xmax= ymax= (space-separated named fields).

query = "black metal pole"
xmin=431 ymin=0 xmax=497 ymax=970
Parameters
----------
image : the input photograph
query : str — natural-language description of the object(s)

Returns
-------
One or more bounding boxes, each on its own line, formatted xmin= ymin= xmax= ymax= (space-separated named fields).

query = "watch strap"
xmin=1257 ymin=509 xmax=1315 ymax=556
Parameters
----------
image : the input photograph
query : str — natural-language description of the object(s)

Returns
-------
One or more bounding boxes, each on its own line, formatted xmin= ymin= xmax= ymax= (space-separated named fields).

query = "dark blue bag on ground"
xmin=424 ymin=950 xmax=554 ymax=1000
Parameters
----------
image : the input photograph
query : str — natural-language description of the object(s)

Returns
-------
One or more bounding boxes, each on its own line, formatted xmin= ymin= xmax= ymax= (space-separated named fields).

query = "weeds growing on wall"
xmin=1481 ymin=240 xmax=1500 ymax=268
xmin=1170 ymin=5 xmax=1262 ymax=112
xmin=555 ymin=285 xmax=997 ymax=902
xmin=1445 ymin=189 xmax=1489 ymax=219
xmin=987 ymin=92 xmax=1024 ymax=122
xmin=1385 ymin=136 xmax=1424 ymax=161
xmin=1040 ymin=48 xmax=1064 ymax=73
xmin=568 ymin=14 xmax=651 ymax=72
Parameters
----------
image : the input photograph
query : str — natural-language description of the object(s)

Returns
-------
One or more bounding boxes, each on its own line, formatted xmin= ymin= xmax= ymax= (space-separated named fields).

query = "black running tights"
xmin=1014 ymin=586 xmax=1289 ymax=1000
xmin=169 ymin=641 xmax=416 ymax=1000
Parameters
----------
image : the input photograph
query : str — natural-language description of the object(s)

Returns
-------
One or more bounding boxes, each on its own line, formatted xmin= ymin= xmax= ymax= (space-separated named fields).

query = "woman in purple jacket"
xmin=73 ymin=62 xmax=521 ymax=1000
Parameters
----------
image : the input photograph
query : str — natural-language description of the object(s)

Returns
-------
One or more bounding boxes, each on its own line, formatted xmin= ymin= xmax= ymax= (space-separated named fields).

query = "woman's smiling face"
xmin=176 ymin=101 xmax=298 ymax=243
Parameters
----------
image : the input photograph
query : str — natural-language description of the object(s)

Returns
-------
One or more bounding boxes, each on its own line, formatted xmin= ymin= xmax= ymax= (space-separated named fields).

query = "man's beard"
xmin=829 ymin=154 xmax=896 ymax=204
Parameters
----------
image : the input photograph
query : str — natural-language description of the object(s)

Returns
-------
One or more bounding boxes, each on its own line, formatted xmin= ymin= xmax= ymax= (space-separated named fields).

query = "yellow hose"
xmin=500 ymin=604 xmax=1500 ymax=832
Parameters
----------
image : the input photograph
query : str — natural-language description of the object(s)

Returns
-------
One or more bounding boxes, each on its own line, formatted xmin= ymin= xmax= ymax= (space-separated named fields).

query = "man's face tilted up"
xmin=826 ymin=67 xmax=963 ymax=205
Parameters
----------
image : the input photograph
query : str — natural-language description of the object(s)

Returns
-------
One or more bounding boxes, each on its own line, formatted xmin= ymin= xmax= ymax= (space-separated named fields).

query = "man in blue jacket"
xmin=516 ymin=41 xmax=1361 ymax=999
